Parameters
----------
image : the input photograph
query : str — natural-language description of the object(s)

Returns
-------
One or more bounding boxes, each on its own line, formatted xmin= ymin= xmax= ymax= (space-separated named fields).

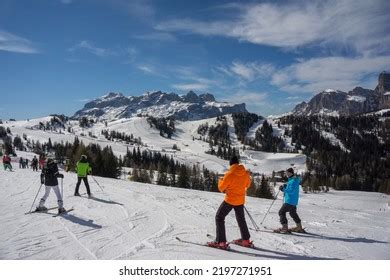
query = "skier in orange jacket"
xmin=207 ymin=155 xmax=252 ymax=249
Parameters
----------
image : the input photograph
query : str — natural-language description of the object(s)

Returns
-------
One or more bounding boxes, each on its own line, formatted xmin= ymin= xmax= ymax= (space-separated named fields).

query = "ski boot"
xmin=231 ymin=239 xmax=254 ymax=248
xmin=35 ymin=206 xmax=48 ymax=212
xmin=290 ymin=223 xmax=306 ymax=233
xmin=207 ymin=241 xmax=230 ymax=250
xmin=58 ymin=207 xmax=67 ymax=214
xmin=273 ymin=224 xmax=291 ymax=234
xmin=74 ymin=192 xmax=80 ymax=197
xmin=88 ymin=194 xmax=93 ymax=199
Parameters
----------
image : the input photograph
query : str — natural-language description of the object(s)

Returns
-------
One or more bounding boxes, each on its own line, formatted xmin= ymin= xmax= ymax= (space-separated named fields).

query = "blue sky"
xmin=1 ymin=0 xmax=389 ymax=119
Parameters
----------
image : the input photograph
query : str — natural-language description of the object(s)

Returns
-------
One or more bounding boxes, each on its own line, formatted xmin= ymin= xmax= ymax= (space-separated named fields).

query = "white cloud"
xmin=132 ymin=32 xmax=176 ymax=42
xmin=137 ymin=65 xmax=154 ymax=74
xmin=217 ymin=61 xmax=275 ymax=81
xmin=107 ymin=0 xmax=155 ymax=21
xmin=68 ymin=40 xmax=116 ymax=57
xmin=172 ymin=66 xmax=220 ymax=89
xmin=225 ymin=91 xmax=268 ymax=104
xmin=172 ymin=83 xmax=210 ymax=91
xmin=230 ymin=62 xmax=255 ymax=80
xmin=156 ymin=0 xmax=390 ymax=54
xmin=221 ymin=91 xmax=276 ymax=115
xmin=0 ymin=30 xmax=39 ymax=54
xmin=271 ymin=55 xmax=390 ymax=93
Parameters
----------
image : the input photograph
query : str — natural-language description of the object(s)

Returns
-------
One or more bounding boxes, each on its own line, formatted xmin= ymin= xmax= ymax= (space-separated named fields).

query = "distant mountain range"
xmin=292 ymin=72 xmax=390 ymax=116
xmin=73 ymin=91 xmax=247 ymax=121
xmin=73 ymin=72 xmax=390 ymax=121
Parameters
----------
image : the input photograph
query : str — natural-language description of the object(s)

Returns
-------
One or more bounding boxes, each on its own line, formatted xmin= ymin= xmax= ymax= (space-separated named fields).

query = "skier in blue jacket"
xmin=274 ymin=168 xmax=305 ymax=233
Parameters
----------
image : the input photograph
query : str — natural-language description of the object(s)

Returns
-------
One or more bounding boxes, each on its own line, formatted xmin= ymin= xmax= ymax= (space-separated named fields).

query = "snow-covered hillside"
xmin=0 ymin=160 xmax=389 ymax=260
xmin=2 ymin=116 xmax=306 ymax=175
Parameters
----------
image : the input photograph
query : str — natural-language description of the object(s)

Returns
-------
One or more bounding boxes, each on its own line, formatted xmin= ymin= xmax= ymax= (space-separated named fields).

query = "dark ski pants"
xmin=75 ymin=177 xmax=91 ymax=196
xmin=279 ymin=203 xmax=301 ymax=225
xmin=215 ymin=201 xmax=250 ymax=243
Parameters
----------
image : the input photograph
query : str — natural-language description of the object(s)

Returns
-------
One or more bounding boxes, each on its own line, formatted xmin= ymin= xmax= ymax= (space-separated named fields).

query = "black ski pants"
xmin=279 ymin=203 xmax=301 ymax=225
xmin=75 ymin=177 xmax=91 ymax=196
xmin=215 ymin=201 xmax=250 ymax=243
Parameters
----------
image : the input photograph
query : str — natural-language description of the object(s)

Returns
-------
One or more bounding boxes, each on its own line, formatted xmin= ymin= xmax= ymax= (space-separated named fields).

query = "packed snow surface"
xmin=0 ymin=160 xmax=389 ymax=260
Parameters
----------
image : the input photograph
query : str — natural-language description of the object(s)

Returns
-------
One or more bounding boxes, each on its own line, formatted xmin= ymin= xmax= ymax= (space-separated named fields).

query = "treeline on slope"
xmin=197 ymin=116 xmax=239 ymax=160
xmin=245 ymin=120 xmax=285 ymax=153
xmin=78 ymin=116 xmax=95 ymax=128
xmin=101 ymin=129 xmax=143 ymax=145
xmin=34 ymin=115 xmax=68 ymax=132
xmin=232 ymin=112 xmax=260 ymax=143
xmin=0 ymin=126 xmax=14 ymax=155
xmin=2 ymin=126 xmax=276 ymax=199
xmin=280 ymin=115 xmax=390 ymax=194
xmin=26 ymin=136 xmax=223 ymax=192
xmin=146 ymin=116 xmax=175 ymax=138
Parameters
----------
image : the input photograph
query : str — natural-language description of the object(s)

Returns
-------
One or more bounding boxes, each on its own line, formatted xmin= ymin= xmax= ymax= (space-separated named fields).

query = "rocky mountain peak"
xmin=292 ymin=72 xmax=388 ymax=116
xmin=73 ymin=91 xmax=246 ymax=121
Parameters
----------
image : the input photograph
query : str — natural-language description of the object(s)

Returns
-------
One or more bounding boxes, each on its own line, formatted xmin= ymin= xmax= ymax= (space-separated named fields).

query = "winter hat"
xmin=229 ymin=155 xmax=239 ymax=166
xmin=81 ymin=155 xmax=87 ymax=160
xmin=286 ymin=167 xmax=294 ymax=174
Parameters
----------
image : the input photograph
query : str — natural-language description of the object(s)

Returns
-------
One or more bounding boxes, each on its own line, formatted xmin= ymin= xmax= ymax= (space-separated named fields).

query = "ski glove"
xmin=279 ymin=184 xmax=286 ymax=191
xmin=57 ymin=174 xmax=64 ymax=178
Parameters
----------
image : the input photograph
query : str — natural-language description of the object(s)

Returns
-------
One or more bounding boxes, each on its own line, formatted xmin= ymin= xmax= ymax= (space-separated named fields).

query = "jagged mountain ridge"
xmin=293 ymin=72 xmax=390 ymax=116
xmin=73 ymin=91 xmax=247 ymax=121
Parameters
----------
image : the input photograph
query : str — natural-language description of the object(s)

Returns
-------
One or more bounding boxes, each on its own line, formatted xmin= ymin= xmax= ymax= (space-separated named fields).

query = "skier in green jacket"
xmin=74 ymin=155 xmax=92 ymax=198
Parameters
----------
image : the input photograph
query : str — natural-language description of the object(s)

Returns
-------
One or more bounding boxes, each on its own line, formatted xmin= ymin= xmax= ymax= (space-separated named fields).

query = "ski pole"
xmin=244 ymin=206 xmax=260 ymax=231
xmin=91 ymin=175 xmax=104 ymax=192
xmin=260 ymin=189 xmax=281 ymax=225
xmin=28 ymin=183 xmax=44 ymax=213
xmin=61 ymin=178 xmax=64 ymax=199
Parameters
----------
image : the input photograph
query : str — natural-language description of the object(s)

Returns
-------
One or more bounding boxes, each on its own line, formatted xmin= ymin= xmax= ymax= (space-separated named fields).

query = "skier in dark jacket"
xmin=36 ymin=158 xmax=66 ymax=214
xmin=274 ymin=168 xmax=305 ymax=233
xmin=74 ymin=155 xmax=92 ymax=198
xmin=19 ymin=157 xmax=24 ymax=168
xmin=31 ymin=156 xmax=38 ymax=171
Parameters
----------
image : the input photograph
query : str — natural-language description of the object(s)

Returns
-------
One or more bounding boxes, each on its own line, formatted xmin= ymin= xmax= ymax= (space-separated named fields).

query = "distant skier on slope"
xmin=273 ymin=168 xmax=305 ymax=233
xmin=207 ymin=155 xmax=252 ymax=249
xmin=31 ymin=156 xmax=38 ymax=171
xmin=36 ymin=158 xmax=66 ymax=214
xmin=74 ymin=155 xmax=92 ymax=198
xmin=39 ymin=155 xmax=45 ymax=170
xmin=2 ymin=154 xmax=13 ymax=171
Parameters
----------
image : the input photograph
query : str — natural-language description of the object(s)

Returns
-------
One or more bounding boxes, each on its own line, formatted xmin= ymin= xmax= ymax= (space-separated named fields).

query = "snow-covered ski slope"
xmin=2 ymin=116 xmax=306 ymax=174
xmin=1 ymin=165 xmax=389 ymax=260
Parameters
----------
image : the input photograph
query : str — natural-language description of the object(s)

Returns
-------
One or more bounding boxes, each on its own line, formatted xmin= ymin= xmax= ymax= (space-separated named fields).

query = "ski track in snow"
xmin=1 ymin=157 xmax=390 ymax=259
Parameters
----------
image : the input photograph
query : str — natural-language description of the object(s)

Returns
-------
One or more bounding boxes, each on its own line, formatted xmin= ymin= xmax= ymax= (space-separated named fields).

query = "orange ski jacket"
xmin=218 ymin=164 xmax=251 ymax=206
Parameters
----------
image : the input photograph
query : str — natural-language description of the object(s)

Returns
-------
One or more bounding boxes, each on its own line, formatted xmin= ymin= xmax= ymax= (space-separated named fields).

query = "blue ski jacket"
xmin=282 ymin=176 xmax=300 ymax=206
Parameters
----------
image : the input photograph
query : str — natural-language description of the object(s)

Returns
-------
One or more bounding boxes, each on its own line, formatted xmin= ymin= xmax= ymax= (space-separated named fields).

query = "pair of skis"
xmin=249 ymin=226 xmax=308 ymax=235
xmin=176 ymin=234 xmax=255 ymax=251
xmin=176 ymin=227 xmax=311 ymax=251
xmin=25 ymin=207 xmax=74 ymax=217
